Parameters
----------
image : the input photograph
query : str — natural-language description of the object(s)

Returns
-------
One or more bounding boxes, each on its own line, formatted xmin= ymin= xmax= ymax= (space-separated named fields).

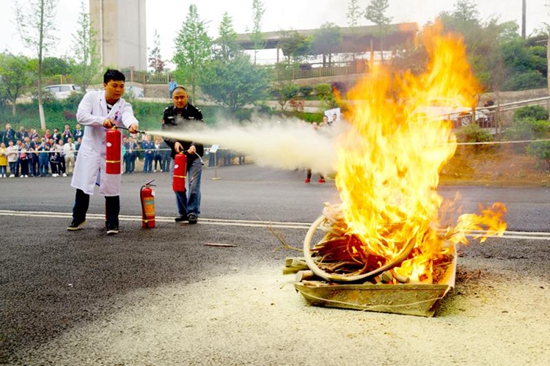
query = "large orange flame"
xmin=334 ymin=23 xmax=506 ymax=283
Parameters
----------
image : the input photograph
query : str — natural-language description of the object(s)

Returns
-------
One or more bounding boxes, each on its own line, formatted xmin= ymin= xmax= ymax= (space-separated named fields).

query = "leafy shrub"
xmin=313 ymin=83 xmax=337 ymax=108
xmin=234 ymin=108 xmax=252 ymax=121
xmin=29 ymin=89 xmax=56 ymax=103
xmin=298 ymin=85 xmax=313 ymax=97
xmin=255 ymin=103 xmax=275 ymax=115
xmin=63 ymin=92 xmax=85 ymax=108
xmin=513 ymin=105 xmax=549 ymax=122
xmin=503 ymin=70 xmax=546 ymax=91
xmin=456 ymin=124 xmax=493 ymax=143
xmin=42 ymin=100 xmax=65 ymax=114
xmin=505 ymin=118 xmax=549 ymax=141
xmin=62 ymin=110 xmax=76 ymax=121
xmin=526 ymin=141 xmax=550 ymax=170
xmin=292 ymin=111 xmax=324 ymax=123
xmin=270 ymin=82 xmax=299 ymax=110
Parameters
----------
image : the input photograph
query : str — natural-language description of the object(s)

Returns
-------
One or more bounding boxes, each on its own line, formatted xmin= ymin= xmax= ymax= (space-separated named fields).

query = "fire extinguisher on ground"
xmin=106 ymin=127 xmax=122 ymax=174
xmin=140 ymin=180 xmax=156 ymax=228
xmin=173 ymin=152 xmax=187 ymax=192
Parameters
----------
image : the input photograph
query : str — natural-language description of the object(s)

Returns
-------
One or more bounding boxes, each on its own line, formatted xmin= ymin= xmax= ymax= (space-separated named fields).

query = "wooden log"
xmin=285 ymin=257 xmax=306 ymax=267
xmin=283 ymin=266 xmax=308 ymax=275
xmin=295 ymin=270 xmax=317 ymax=282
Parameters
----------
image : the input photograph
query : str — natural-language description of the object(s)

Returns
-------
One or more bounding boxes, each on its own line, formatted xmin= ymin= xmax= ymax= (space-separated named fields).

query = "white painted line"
xmin=0 ymin=210 xmax=310 ymax=229
xmin=1 ymin=210 xmax=549 ymax=239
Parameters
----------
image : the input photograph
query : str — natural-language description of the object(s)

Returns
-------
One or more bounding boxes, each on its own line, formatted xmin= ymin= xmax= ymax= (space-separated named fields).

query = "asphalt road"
xmin=1 ymin=164 xmax=549 ymax=365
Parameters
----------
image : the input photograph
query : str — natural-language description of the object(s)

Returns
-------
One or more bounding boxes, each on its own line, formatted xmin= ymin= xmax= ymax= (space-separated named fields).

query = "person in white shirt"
xmin=6 ymin=140 xmax=18 ymax=177
xmin=68 ymin=69 xmax=139 ymax=235
xmin=63 ymin=137 xmax=76 ymax=175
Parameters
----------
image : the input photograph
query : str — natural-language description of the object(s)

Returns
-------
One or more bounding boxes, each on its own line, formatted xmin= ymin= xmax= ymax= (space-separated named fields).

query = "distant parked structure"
xmin=235 ymin=23 xmax=419 ymax=63
xmin=89 ymin=0 xmax=147 ymax=71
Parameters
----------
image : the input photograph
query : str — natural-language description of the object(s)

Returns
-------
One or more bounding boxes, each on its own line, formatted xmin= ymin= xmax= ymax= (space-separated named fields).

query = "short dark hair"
xmin=104 ymin=69 xmax=125 ymax=84
xmin=173 ymin=86 xmax=186 ymax=93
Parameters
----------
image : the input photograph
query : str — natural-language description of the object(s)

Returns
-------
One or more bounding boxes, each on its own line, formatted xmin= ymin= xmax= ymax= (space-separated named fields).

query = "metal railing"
xmin=39 ymin=61 xmax=370 ymax=88
xmin=480 ymin=96 xmax=550 ymax=132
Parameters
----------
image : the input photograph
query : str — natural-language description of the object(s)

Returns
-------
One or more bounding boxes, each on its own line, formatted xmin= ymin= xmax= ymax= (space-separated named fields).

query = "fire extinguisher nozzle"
xmin=117 ymin=125 xmax=148 ymax=135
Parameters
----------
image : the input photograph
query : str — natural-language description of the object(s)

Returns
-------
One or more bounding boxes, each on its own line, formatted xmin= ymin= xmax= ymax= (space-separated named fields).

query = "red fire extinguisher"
xmin=140 ymin=180 xmax=156 ymax=228
xmin=173 ymin=152 xmax=187 ymax=192
xmin=106 ymin=127 xmax=122 ymax=174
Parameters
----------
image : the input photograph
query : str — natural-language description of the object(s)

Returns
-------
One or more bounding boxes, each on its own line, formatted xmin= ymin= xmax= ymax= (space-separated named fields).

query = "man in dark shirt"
xmin=16 ymin=126 xmax=29 ymax=141
xmin=73 ymin=123 xmax=84 ymax=141
xmin=3 ymin=124 xmax=15 ymax=146
xmin=162 ymin=86 xmax=205 ymax=224
xmin=29 ymin=135 xmax=41 ymax=177
xmin=124 ymin=136 xmax=137 ymax=173
xmin=52 ymin=128 xmax=61 ymax=144
xmin=37 ymin=138 xmax=51 ymax=177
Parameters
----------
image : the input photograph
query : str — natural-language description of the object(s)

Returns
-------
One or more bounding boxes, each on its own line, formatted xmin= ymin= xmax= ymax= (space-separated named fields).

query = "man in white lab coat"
xmin=67 ymin=69 xmax=139 ymax=235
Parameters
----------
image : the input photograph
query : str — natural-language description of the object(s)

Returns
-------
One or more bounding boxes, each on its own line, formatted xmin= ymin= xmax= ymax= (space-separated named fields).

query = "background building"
xmin=89 ymin=0 xmax=147 ymax=71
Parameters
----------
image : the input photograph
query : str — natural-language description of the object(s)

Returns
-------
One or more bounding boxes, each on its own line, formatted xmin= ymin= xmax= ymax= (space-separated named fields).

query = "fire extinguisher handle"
xmin=117 ymin=125 xmax=148 ymax=135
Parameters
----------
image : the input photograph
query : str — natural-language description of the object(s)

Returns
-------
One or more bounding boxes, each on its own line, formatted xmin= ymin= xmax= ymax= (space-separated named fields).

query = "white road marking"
xmin=1 ymin=210 xmax=549 ymax=240
xmin=0 ymin=210 xmax=311 ymax=229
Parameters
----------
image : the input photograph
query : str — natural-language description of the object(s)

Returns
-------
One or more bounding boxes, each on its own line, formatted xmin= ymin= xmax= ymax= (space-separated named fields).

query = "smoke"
xmin=147 ymin=117 xmax=347 ymax=175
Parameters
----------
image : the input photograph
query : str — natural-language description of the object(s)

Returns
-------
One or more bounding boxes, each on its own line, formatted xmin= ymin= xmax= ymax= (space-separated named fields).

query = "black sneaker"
xmin=67 ymin=220 xmax=86 ymax=231
xmin=188 ymin=213 xmax=198 ymax=224
xmin=106 ymin=224 xmax=119 ymax=235
xmin=174 ymin=215 xmax=188 ymax=222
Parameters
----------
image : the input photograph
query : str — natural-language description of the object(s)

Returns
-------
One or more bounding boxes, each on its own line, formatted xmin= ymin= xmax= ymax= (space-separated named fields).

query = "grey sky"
xmin=1 ymin=0 xmax=548 ymax=63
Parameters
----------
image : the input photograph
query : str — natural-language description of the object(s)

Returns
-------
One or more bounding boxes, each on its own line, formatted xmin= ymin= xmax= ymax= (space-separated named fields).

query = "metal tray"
xmin=294 ymin=247 xmax=456 ymax=317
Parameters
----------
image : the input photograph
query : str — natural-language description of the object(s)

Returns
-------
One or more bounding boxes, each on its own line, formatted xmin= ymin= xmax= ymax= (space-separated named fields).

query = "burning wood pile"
xmin=302 ymin=204 xmax=455 ymax=285
xmin=288 ymin=23 xmax=507 ymax=317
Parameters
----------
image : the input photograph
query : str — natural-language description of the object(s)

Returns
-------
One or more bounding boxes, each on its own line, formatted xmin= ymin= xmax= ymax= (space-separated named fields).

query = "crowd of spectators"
xmin=0 ymin=123 xmax=246 ymax=178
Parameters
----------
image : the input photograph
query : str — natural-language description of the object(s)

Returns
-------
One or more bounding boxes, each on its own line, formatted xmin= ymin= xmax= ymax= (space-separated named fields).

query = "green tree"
xmin=314 ymin=83 xmax=338 ymax=108
xmin=500 ymin=38 xmax=547 ymax=90
xmin=270 ymin=80 xmax=299 ymax=111
xmin=148 ymin=29 xmax=165 ymax=74
xmin=439 ymin=1 xmax=538 ymax=92
xmin=215 ymin=12 xmax=239 ymax=61
xmin=250 ymin=0 xmax=266 ymax=64
xmin=440 ymin=1 xmax=491 ymax=86
xmin=0 ymin=53 xmax=34 ymax=116
xmin=481 ymin=20 xmax=520 ymax=91
xmin=347 ymin=0 xmax=364 ymax=29
xmin=391 ymin=37 xmax=428 ymax=75
xmin=15 ymin=0 xmax=59 ymax=130
xmin=42 ymin=57 xmax=70 ymax=76
xmin=277 ymin=30 xmax=311 ymax=64
xmin=173 ymin=4 xmax=212 ymax=102
xmin=312 ymin=22 xmax=342 ymax=67
xmin=542 ymin=0 xmax=550 ymax=92
xmin=70 ymin=1 xmax=101 ymax=90
xmin=446 ymin=0 xmax=479 ymax=22
xmin=365 ymin=0 xmax=392 ymax=61
xmin=201 ymin=55 xmax=268 ymax=115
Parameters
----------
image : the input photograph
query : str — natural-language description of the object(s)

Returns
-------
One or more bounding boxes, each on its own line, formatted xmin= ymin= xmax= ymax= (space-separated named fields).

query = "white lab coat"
xmin=71 ymin=90 xmax=138 ymax=196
